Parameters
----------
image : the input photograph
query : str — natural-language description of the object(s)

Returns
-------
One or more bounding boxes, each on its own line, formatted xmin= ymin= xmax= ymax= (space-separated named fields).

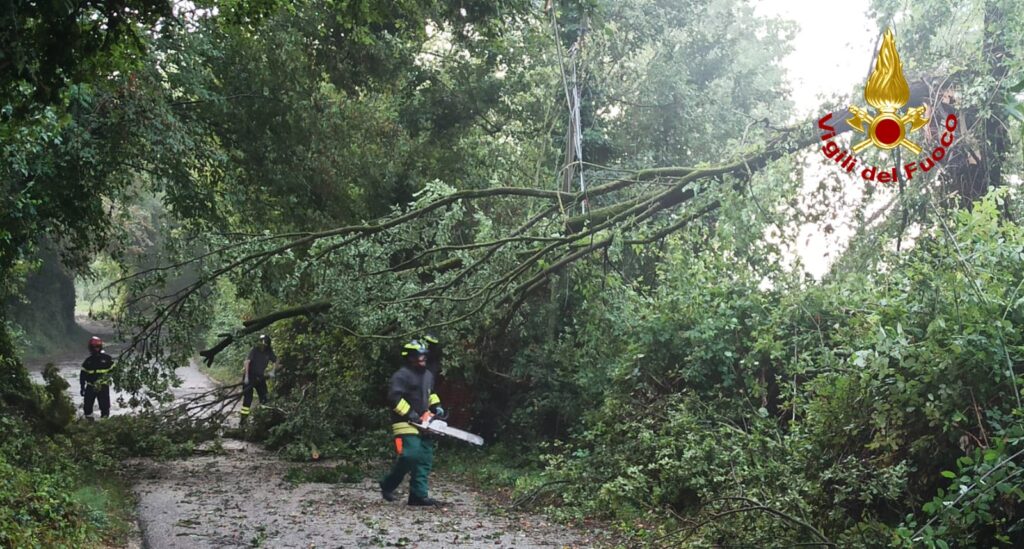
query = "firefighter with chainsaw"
xmin=379 ymin=340 xmax=448 ymax=506
xmin=240 ymin=334 xmax=276 ymax=421
xmin=80 ymin=336 xmax=113 ymax=419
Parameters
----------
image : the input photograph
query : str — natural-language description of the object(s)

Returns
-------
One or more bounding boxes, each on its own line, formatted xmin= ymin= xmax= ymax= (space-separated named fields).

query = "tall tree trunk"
xmin=977 ymin=0 xmax=1010 ymax=203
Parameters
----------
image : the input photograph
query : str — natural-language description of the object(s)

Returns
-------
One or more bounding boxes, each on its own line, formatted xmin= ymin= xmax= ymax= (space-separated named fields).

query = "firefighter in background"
xmin=240 ymin=334 xmax=276 ymax=420
xmin=379 ymin=340 xmax=447 ymax=506
xmin=80 ymin=336 xmax=113 ymax=419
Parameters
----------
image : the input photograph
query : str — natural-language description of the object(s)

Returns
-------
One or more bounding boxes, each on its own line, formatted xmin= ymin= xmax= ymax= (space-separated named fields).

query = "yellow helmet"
xmin=401 ymin=340 xmax=427 ymax=357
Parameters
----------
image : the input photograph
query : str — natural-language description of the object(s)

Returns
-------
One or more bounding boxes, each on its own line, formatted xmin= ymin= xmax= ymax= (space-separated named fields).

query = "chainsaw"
xmin=414 ymin=412 xmax=484 ymax=446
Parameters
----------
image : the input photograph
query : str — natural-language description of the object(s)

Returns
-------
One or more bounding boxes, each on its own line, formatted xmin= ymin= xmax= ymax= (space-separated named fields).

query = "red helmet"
xmin=88 ymin=336 xmax=103 ymax=351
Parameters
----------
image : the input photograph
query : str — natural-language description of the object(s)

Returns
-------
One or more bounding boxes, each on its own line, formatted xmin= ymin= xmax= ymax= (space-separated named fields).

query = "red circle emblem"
xmin=874 ymin=119 xmax=902 ymax=145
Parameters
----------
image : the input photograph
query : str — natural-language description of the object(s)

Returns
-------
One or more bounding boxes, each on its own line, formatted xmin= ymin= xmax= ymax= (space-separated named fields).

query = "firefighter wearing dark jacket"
xmin=379 ymin=340 xmax=447 ymax=506
xmin=80 ymin=336 xmax=113 ymax=419
xmin=241 ymin=334 xmax=276 ymax=420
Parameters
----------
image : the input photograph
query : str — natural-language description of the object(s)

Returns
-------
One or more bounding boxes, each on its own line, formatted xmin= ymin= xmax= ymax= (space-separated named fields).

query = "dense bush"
xmin=0 ymin=408 xmax=144 ymax=548
xmin=0 ymin=336 xmax=208 ymax=546
xmin=507 ymin=192 xmax=1024 ymax=546
xmin=0 ymin=415 xmax=91 ymax=547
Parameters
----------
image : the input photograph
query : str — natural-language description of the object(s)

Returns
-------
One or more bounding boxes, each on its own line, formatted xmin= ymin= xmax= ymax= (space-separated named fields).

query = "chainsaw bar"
xmin=416 ymin=419 xmax=484 ymax=446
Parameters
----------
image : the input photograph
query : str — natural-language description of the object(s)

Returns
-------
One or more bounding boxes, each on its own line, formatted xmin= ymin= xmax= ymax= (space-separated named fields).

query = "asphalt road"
xmin=26 ymin=317 xmax=603 ymax=548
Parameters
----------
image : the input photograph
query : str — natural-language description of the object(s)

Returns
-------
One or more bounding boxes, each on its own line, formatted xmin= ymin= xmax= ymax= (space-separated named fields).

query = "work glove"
xmin=406 ymin=410 xmax=422 ymax=424
xmin=432 ymin=406 xmax=447 ymax=420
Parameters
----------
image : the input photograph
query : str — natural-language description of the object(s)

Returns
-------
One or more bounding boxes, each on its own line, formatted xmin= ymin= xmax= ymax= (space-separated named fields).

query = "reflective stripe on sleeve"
xmin=393 ymin=398 xmax=411 ymax=416
xmin=428 ymin=393 xmax=441 ymax=406
xmin=391 ymin=422 xmax=419 ymax=436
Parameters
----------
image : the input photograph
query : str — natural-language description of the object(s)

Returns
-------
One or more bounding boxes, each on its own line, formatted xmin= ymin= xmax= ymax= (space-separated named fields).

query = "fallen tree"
xmin=116 ymin=122 xmax=823 ymax=372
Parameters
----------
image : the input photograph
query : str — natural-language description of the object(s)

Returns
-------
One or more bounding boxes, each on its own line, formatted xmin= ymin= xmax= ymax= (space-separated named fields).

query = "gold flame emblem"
xmin=847 ymin=29 xmax=928 ymax=154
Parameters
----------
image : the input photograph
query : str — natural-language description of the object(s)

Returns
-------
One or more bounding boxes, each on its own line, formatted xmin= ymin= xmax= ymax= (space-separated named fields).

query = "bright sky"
xmin=755 ymin=0 xmax=876 ymax=118
xmin=754 ymin=0 xmax=891 ymax=278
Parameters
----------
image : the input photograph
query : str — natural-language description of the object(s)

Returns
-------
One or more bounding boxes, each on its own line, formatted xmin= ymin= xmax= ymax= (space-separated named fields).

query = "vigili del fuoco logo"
xmin=817 ymin=29 xmax=958 ymax=183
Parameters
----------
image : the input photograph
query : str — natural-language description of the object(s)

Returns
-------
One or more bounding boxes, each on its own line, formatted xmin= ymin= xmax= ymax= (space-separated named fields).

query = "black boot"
xmin=379 ymin=481 xmax=396 ymax=502
xmin=408 ymin=494 xmax=446 ymax=507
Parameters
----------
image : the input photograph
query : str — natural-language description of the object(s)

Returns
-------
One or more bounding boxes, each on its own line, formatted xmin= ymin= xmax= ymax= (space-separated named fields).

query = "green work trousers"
xmin=380 ymin=435 xmax=434 ymax=499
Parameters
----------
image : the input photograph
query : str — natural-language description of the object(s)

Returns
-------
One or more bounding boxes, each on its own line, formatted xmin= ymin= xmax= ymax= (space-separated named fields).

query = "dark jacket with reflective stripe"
xmin=388 ymin=364 xmax=440 ymax=435
xmin=81 ymin=352 xmax=114 ymax=388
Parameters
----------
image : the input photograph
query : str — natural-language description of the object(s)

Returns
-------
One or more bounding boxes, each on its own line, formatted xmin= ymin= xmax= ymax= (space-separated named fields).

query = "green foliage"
xmin=69 ymin=414 xmax=215 ymax=462
xmin=251 ymin=323 xmax=395 ymax=462
xmin=584 ymin=0 xmax=795 ymax=167
xmin=513 ymin=191 xmax=1024 ymax=546
xmin=897 ymin=430 xmax=1024 ymax=547
xmin=37 ymin=364 xmax=76 ymax=432
xmin=0 ymin=452 xmax=90 ymax=548
xmin=0 ymin=412 xmax=142 ymax=547
xmin=8 ymin=244 xmax=85 ymax=359
xmin=75 ymin=255 xmax=124 ymax=318
xmin=68 ymin=480 xmax=137 ymax=545
xmin=0 ymin=325 xmax=35 ymax=413
xmin=204 ymin=278 xmax=257 ymax=385
xmin=1 ymin=2 xmax=175 ymax=273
